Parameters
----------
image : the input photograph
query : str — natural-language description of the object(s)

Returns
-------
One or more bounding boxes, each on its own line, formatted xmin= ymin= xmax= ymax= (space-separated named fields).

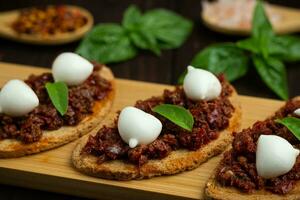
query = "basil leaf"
xmin=178 ymin=43 xmax=249 ymax=84
xmin=268 ymin=35 xmax=300 ymax=62
xmin=276 ymin=117 xmax=300 ymax=141
xmin=142 ymin=9 xmax=193 ymax=49
xmin=128 ymin=29 xmax=161 ymax=55
xmin=122 ymin=5 xmax=142 ymax=31
xmin=76 ymin=24 xmax=137 ymax=64
xmin=236 ymin=38 xmax=260 ymax=54
xmin=45 ymin=82 xmax=68 ymax=116
xmin=153 ymin=104 xmax=194 ymax=131
xmin=123 ymin=6 xmax=161 ymax=55
xmin=252 ymin=0 xmax=273 ymax=38
xmin=77 ymin=5 xmax=192 ymax=63
xmin=252 ymin=55 xmax=288 ymax=100
xmin=126 ymin=8 xmax=193 ymax=54
xmin=252 ymin=0 xmax=274 ymax=58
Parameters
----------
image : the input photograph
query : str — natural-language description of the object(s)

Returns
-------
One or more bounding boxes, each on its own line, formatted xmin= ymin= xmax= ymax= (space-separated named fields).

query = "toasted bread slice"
xmin=72 ymin=86 xmax=241 ymax=180
xmin=0 ymin=66 xmax=115 ymax=158
xmin=205 ymin=96 xmax=300 ymax=200
xmin=206 ymin=173 xmax=300 ymax=200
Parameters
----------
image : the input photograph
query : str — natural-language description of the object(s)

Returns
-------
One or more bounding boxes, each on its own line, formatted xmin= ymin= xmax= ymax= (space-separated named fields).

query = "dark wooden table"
xmin=0 ymin=0 xmax=299 ymax=199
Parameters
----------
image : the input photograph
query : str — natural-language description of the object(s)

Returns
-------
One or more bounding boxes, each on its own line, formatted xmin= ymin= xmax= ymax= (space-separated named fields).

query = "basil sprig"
xmin=276 ymin=117 xmax=300 ymax=141
xmin=76 ymin=24 xmax=137 ymax=64
xmin=76 ymin=5 xmax=193 ymax=64
xmin=153 ymin=104 xmax=194 ymax=131
xmin=45 ymin=82 xmax=68 ymax=116
xmin=179 ymin=0 xmax=300 ymax=100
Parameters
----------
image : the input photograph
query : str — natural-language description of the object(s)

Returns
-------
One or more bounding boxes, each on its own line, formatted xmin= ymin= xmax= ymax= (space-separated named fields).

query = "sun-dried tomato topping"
xmin=82 ymin=75 xmax=234 ymax=166
xmin=0 ymin=62 xmax=111 ymax=143
xmin=216 ymin=99 xmax=300 ymax=194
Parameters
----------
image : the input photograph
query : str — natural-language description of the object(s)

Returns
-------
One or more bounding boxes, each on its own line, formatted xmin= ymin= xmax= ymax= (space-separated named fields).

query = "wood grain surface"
xmin=0 ymin=62 xmax=284 ymax=200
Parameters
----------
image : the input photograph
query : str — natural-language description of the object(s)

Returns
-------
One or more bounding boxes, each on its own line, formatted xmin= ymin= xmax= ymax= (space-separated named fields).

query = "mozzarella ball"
xmin=0 ymin=79 xmax=39 ymax=116
xmin=294 ymin=108 xmax=300 ymax=116
xmin=183 ymin=66 xmax=221 ymax=101
xmin=52 ymin=52 xmax=93 ymax=86
xmin=256 ymin=135 xmax=300 ymax=179
xmin=117 ymin=106 xmax=162 ymax=148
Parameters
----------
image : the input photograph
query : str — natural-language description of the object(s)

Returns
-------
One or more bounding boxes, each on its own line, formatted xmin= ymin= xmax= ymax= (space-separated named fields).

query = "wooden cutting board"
xmin=0 ymin=62 xmax=284 ymax=200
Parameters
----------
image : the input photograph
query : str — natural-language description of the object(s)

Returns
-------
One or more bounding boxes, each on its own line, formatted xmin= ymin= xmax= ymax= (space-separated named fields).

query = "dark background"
xmin=0 ymin=0 xmax=299 ymax=199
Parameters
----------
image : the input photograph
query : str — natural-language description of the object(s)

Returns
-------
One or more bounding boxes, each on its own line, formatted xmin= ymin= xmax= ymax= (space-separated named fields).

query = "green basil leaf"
xmin=268 ymin=35 xmax=300 ymax=62
xmin=275 ymin=117 xmax=300 ymax=141
xmin=252 ymin=0 xmax=273 ymax=38
xmin=236 ymin=38 xmax=260 ymax=54
xmin=126 ymin=8 xmax=193 ymax=54
xmin=45 ymin=82 xmax=68 ymax=116
xmin=252 ymin=55 xmax=288 ymax=100
xmin=141 ymin=9 xmax=193 ymax=49
xmin=128 ymin=29 xmax=161 ymax=55
xmin=252 ymin=0 xmax=274 ymax=58
xmin=122 ymin=5 xmax=142 ymax=31
xmin=153 ymin=104 xmax=194 ymax=131
xmin=178 ymin=43 xmax=249 ymax=84
xmin=76 ymin=23 xmax=137 ymax=64
xmin=77 ymin=6 xmax=192 ymax=63
xmin=122 ymin=5 xmax=162 ymax=54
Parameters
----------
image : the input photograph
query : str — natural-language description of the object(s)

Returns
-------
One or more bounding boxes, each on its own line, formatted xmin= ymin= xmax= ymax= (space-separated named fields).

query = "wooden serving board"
xmin=0 ymin=62 xmax=284 ymax=200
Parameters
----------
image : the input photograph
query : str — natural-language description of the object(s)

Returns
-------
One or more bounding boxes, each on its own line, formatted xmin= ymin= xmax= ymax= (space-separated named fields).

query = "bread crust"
xmin=72 ymin=86 xmax=241 ymax=180
xmin=205 ymin=96 xmax=300 ymax=200
xmin=0 ymin=66 xmax=115 ymax=158
xmin=206 ymin=174 xmax=300 ymax=200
